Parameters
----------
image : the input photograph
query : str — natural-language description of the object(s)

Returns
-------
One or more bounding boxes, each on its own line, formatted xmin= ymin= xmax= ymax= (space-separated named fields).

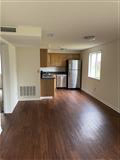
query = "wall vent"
xmin=0 ymin=27 xmax=16 ymax=32
xmin=20 ymin=86 xmax=36 ymax=97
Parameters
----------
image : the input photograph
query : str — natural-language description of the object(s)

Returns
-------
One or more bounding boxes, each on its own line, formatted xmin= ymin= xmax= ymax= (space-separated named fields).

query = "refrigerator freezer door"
xmin=68 ymin=70 xmax=80 ymax=88
xmin=68 ymin=60 xmax=81 ymax=70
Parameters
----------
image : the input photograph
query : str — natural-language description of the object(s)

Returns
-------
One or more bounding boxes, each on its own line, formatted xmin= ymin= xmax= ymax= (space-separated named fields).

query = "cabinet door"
xmin=50 ymin=54 xmax=66 ymax=67
xmin=50 ymin=54 xmax=60 ymax=66
xmin=61 ymin=54 xmax=67 ymax=67
xmin=40 ymin=49 xmax=48 ymax=67
xmin=47 ymin=53 xmax=51 ymax=66
xmin=48 ymin=53 xmax=80 ymax=67
xmin=55 ymin=54 xmax=61 ymax=66
xmin=50 ymin=54 xmax=55 ymax=66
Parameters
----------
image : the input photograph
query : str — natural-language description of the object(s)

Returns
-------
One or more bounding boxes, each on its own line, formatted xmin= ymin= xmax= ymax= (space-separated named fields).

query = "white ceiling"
xmin=0 ymin=0 xmax=120 ymax=50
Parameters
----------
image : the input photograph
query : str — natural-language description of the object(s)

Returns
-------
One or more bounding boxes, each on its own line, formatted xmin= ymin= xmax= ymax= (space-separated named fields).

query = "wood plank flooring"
xmin=0 ymin=90 xmax=120 ymax=160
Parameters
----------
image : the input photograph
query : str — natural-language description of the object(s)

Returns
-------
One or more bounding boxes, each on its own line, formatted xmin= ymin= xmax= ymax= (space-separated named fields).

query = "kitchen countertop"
xmin=41 ymin=74 xmax=56 ymax=79
xmin=41 ymin=77 xmax=56 ymax=79
xmin=41 ymin=71 xmax=67 ymax=75
xmin=41 ymin=71 xmax=67 ymax=79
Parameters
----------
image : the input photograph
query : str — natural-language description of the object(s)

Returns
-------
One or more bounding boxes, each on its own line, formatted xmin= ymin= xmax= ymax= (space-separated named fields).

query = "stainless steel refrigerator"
xmin=67 ymin=60 xmax=81 ymax=89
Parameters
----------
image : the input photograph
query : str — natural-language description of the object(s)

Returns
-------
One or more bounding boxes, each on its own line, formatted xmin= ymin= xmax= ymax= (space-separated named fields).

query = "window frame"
xmin=88 ymin=51 xmax=102 ymax=80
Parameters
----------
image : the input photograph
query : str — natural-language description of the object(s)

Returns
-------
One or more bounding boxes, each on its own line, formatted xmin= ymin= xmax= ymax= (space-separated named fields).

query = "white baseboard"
xmin=19 ymin=97 xmax=41 ymax=101
xmin=10 ymin=99 xmax=19 ymax=113
xmin=82 ymin=88 xmax=120 ymax=113
xmin=4 ymin=99 xmax=19 ymax=114
xmin=40 ymin=96 xmax=53 ymax=100
xmin=19 ymin=96 xmax=54 ymax=101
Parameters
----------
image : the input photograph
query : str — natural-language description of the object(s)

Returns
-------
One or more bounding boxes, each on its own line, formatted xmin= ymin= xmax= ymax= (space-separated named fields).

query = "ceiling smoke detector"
xmin=84 ymin=35 xmax=96 ymax=41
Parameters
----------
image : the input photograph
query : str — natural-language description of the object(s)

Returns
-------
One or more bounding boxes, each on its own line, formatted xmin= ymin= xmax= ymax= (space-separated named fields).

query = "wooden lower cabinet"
xmin=40 ymin=78 xmax=56 ymax=97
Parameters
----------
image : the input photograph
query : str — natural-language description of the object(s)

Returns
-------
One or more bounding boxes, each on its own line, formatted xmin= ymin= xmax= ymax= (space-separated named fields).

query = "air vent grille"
xmin=20 ymin=86 xmax=36 ymax=97
xmin=0 ymin=27 xmax=16 ymax=32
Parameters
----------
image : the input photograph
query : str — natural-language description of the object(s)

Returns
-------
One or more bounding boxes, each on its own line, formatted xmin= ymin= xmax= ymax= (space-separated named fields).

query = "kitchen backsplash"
xmin=40 ymin=67 xmax=66 ymax=72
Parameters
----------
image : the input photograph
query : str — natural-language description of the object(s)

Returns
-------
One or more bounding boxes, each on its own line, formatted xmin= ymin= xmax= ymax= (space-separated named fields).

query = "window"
xmin=88 ymin=51 xmax=102 ymax=80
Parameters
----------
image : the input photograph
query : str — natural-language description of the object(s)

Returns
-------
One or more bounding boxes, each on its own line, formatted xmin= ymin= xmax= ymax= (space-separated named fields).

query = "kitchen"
xmin=40 ymin=49 xmax=81 ymax=97
xmin=1 ymin=1 xmax=120 ymax=159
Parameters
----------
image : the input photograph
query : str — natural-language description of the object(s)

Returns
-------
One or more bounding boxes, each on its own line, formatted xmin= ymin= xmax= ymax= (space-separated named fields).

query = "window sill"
xmin=88 ymin=76 xmax=101 ymax=81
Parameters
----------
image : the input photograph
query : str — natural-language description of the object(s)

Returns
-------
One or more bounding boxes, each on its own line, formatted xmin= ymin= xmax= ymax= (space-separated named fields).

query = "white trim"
xmin=4 ymin=100 xmax=19 ymax=114
xmin=0 ymin=127 xmax=2 ymax=134
xmin=10 ymin=100 xmax=19 ymax=113
xmin=19 ymin=96 xmax=54 ymax=101
xmin=82 ymin=88 xmax=120 ymax=113
xmin=0 ymin=113 xmax=2 ymax=134
xmin=40 ymin=96 xmax=53 ymax=100
xmin=0 ymin=126 xmax=2 ymax=134
xmin=19 ymin=97 xmax=41 ymax=101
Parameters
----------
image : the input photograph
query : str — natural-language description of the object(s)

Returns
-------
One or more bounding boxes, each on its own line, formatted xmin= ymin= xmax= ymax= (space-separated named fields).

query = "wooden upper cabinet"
xmin=40 ymin=49 xmax=50 ymax=67
xmin=50 ymin=54 xmax=63 ymax=67
xmin=47 ymin=53 xmax=51 ymax=66
xmin=50 ymin=53 xmax=80 ymax=67
xmin=40 ymin=49 xmax=80 ymax=67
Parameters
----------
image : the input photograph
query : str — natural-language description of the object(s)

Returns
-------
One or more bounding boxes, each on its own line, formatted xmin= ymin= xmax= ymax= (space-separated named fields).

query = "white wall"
xmin=9 ymin=44 xmax=18 ymax=112
xmin=0 ymin=76 xmax=2 ymax=88
xmin=81 ymin=40 xmax=120 ymax=113
xmin=1 ymin=39 xmax=18 ymax=113
xmin=118 ymin=40 xmax=120 ymax=113
xmin=0 ymin=53 xmax=2 ymax=88
xmin=1 ymin=44 xmax=10 ymax=113
xmin=16 ymin=47 xmax=40 ymax=100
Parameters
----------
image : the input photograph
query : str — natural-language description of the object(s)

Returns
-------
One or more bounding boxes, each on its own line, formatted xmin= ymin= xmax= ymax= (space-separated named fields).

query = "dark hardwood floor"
xmin=0 ymin=90 xmax=120 ymax=160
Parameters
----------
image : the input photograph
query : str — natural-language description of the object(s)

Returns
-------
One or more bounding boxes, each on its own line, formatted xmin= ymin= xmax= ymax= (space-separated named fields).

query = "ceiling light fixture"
xmin=84 ymin=35 xmax=96 ymax=41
